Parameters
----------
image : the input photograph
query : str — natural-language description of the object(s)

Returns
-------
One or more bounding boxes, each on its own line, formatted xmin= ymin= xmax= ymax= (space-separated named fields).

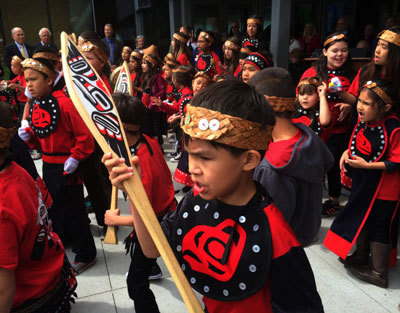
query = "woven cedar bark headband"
xmin=12 ymin=55 xmax=22 ymax=64
xmin=224 ymin=40 xmax=240 ymax=51
xmin=130 ymin=51 xmax=142 ymax=60
xmin=247 ymin=18 xmax=262 ymax=25
xmin=297 ymin=77 xmax=323 ymax=88
xmin=323 ymin=33 xmax=347 ymax=48
xmin=364 ymin=81 xmax=394 ymax=104
xmin=78 ymin=38 xmax=109 ymax=64
xmin=122 ymin=46 xmax=132 ymax=54
xmin=33 ymin=52 xmax=59 ymax=62
xmin=194 ymin=71 xmax=211 ymax=81
xmin=21 ymin=58 xmax=54 ymax=79
xmin=377 ymin=30 xmax=400 ymax=47
xmin=199 ymin=31 xmax=214 ymax=43
xmin=265 ymin=95 xmax=296 ymax=113
xmin=0 ymin=126 xmax=15 ymax=149
xmin=173 ymin=33 xmax=189 ymax=44
xmin=181 ymin=104 xmax=273 ymax=150
xmin=143 ymin=54 xmax=158 ymax=66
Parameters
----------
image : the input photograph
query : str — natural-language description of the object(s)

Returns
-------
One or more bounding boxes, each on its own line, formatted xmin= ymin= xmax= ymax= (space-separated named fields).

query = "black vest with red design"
xmin=349 ymin=116 xmax=400 ymax=163
xmin=171 ymin=186 xmax=272 ymax=301
xmin=29 ymin=95 xmax=60 ymax=138
xmin=196 ymin=53 xmax=215 ymax=75
xmin=292 ymin=108 xmax=322 ymax=135
xmin=325 ymin=68 xmax=351 ymax=101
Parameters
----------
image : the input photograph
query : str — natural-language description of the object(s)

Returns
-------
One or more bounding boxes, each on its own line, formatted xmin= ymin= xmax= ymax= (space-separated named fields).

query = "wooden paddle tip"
xmin=103 ymin=227 xmax=118 ymax=245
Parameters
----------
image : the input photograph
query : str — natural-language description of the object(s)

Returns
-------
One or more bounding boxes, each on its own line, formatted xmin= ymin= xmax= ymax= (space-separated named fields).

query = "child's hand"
xmin=104 ymin=208 xmax=121 ymax=226
xmin=346 ymin=155 xmax=368 ymax=169
xmin=101 ymin=152 xmax=141 ymax=192
xmin=339 ymin=150 xmax=349 ymax=171
xmin=168 ymin=114 xmax=181 ymax=124
xmin=317 ymin=82 xmax=327 ymax=97
xmin=334 ymin=102 xmax=352 ymax=122
xmin=151 ymin=97 xmax=162 ymax=107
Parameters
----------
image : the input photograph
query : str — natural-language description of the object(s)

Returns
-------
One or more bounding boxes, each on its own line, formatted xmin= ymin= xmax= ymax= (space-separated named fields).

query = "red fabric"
xmin=137 ymin=134 xmax=176 ymax=214
xmin=299 ymin=36 xmax=321 ymax=56
xmin=102 ymin=73 xmax=113 ymax=94
xmin=161 ymin=86 xmax=192 ymax=116
xmin=131 ymin=72 xmax=138 ymax=97
xmin=348 ymin=68 xmax=361 ymax=97
xmin=0 ymin=162 xmax=64 ymax=307
xmin=300 ymin=67 xmax=350 ymax=135
xmin=177 ymin=53 xmax=190 ymax=66
xmin=377 ymin=129 xmax=400 ymax=201
xmin=264 ymin=129 xmax=303 ymax=167
xmin=203 ymin=203 xmax=301 ymax=313
xmin=174 ymin=167 xmax=194 ymax=187
xmin=166 ymin=80 xmax=176 ymax=102
xmin=26 ymin=90 xmax=95 ymax=163
xmin=234 ymin=65 xmax=242 ymax=78
xmin=11 ymin=74 xmax=27 ymax=103
xmin=292 ymin=116 xmax=332 ymax=143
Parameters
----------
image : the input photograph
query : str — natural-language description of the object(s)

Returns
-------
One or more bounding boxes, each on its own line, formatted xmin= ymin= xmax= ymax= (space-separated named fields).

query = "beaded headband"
xmin=0 ymin=126 xmax=15 ymax=149
xmin=265 ymin=96 xmax=296 ymax=113
xmin=297 ymin=77 xmax=323 ymax=88
xmin=224 ymin=40 xmax=240 ymax=51
xmin=78 ymin=38 xmax=109 ymax=64
xmin=33 ymin=52 xmax=59 ymax=62
xmin=247 ymin=18 xmax=262 ymax=25
xmin=364 ymin=81 xmax=394 ymax=104
xmin=181 ymin=104 xmax=273 ymax=150
xmin=243 ymin=52 xmax=270 ymax=70
xmin=130 ymin=51 xmax=142 ymax=60
xmin=323 ymin=33 xmax=347 ymax=48
xmin=194 ymin=71 xmax=211 ymax=81
xmin=199 ymin=31 xmax=214 ymax=43
xmin=12 ymin=55 xmax=22 ymax=63
xmin=377 ymin=30 xmax=400 ymax=47
xmin=173 ymin=33 xmax=188 ymax=44
xmin=21 ymin=58 xmax=54 ymax=79
xmin=143 ymin=54 xmax=158 ymax=66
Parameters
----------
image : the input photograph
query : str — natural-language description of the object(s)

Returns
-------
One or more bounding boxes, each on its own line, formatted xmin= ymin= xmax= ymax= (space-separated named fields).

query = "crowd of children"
xmin=1 ymin=16 xmax=400 ymax=313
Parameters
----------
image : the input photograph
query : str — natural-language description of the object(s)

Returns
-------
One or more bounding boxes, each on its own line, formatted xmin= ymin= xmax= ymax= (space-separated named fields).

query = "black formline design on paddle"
xmin=65 ymin=40 xmax=130 ymax=166
xmin=115 ymin=67 xmax=129 ymax=94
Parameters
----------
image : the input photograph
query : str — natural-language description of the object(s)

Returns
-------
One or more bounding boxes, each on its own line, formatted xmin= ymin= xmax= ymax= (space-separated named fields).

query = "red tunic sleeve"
xmin=177 ymin=53 xmax=190 ymax=66
xmin=212 ymin=52 xmax=222 ymax=75
xmin=347 ymin=68 xmax=361 ymax=97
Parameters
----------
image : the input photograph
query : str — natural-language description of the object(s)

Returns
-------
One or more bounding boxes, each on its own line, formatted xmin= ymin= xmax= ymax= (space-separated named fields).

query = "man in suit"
xmin=102 ymin=24 xmax=123 ymax=69
xmin=35 ymin=27 xmax=58 ymax=52
xmin=4 ymin=27 xmax=34 ymax=76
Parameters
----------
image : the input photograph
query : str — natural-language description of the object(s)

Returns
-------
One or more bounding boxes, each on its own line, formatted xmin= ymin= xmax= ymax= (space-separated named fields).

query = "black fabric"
xmin=29 ymin=95 xmax=60 ymax=138
xmin=43 ymin=162 xmax=96 ymax=262
xmin=326 ymin=133 xmax=348 ymax=198
xmin=383 ymin=160 xmax=400 ymax=172
xmin=270 ymin=246 xmax=324 ymax=313
xmin=365 ymin=200 xmax=398 ymax=244
xmin=293 ymin=108 xmax=322 ymax=135
xmin=171 ymin=186 xmax=272 ymax=301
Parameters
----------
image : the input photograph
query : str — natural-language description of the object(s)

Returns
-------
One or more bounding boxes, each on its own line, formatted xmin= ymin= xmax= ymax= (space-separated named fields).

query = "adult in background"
xmin=4 ymin=27 xmax=34 ymax=77
xmin=335 ymin=17 xmax=356 ymax=47
xmin=102 ymin=24 xmax=123 ymax=69
xmin=135 ymin=35 xmax=146 ymax=53
xmin=299 ymin=23 xmax=321 ymax=57
xmin=228 ymin=21 xmax=244 ymax=42
xmin=35 ymin=27 xmax=58 ymax=52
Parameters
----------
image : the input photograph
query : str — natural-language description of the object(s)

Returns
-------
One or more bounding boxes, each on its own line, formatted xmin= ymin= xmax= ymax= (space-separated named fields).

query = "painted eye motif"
xmin=209 ymin=119 xmax=220 ymax=131
xmin=198 ymin=118 xmax=209 ymax=130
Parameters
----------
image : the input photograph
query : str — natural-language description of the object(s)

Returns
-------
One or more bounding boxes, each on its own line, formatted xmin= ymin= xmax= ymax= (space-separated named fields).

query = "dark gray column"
xmin=169 ymin=0 xmax=181 ymax=38
xmin=181 ymin=0 xmax=191 ymax=26
xmin=133 ymin=0 xmax=144 ymax=36
xmin=270 ymin=0 xmax=291 ymax=68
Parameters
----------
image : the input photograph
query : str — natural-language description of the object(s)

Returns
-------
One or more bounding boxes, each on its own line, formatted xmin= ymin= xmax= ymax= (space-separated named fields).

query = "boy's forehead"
xmin=185 ymin=138 xmax=217 ymax=153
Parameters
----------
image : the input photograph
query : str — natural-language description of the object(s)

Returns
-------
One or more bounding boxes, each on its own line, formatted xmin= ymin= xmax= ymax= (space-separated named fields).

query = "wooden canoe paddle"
xmin=103 ymin=60 xmax=133 ymax=245
xmin=60 ymin=32 xmax=203 ymax=313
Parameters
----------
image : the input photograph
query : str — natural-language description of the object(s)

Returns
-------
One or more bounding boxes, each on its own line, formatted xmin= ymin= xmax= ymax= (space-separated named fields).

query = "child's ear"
xmin=322 ymin=48 xmax=327 ymax=57
xmin=242 ymin=150 xmax=262 ymax=171
xmin=46 ymin=76 xmax=54 ymax=88
xmin=384 ymin=103 xmax=392 ymax=113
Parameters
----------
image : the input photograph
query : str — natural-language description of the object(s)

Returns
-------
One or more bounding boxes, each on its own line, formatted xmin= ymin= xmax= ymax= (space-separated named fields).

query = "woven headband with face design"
xmin=224 ymin=40 xmax=240 ymax=51
xmin=323 ymin=33 xmax=347 ymax=48
xmin=199 ymin=31 xmax=214 ymax=43
xmin=247 ymin=18 xmax=262 ymax=25
xmin=364 ymin=81 xmax=394 ymax=104
xmin=297 ymin=77 xmax=323 ymax=88
xmin=173 ymin=33 xmax=189 ymax=44
xmin=243 ymin=53 xmax=270 ymax=70
xmin=181 ymin=104 xmax=273 ymax=150
xmin=78 ymin=38 xmax=109 ymax=64
xmin=377 ymin=29 xmax=400 ymax=47
xmin=21 ymin=58 xmax=54 ymax=79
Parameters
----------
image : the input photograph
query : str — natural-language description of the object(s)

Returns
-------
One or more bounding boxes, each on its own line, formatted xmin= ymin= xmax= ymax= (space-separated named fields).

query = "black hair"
xmin=172 ymin=32 xmax=194 ymax=66
xmin=130 ymin=54 xmax=143 ymax=87
xmin=359 ymin=79 xmax=399 ymax=116
xmin=199 ymin=30 xmax=216 ymax=51
xmin=316 ymin=32 xmax=353 ymax=82
xmin=142 ymin=55 xmax=159 ymax=89
xmin=112 ymin=93 xmax=146 ymax=126
xmin=360 ymin=26 xmax=400 ymax=99
xmin=249 ymin=67 xmax=296 ymax=118
xmin=184 ymin=79 xmax=275 ymax=155
xmin=33 ymin=46 xmax=59 ymax=66
xmin=172 ymin=65 xmax=195 ymax=87
xmin=0 ymin=102 xmax=13 ymax=156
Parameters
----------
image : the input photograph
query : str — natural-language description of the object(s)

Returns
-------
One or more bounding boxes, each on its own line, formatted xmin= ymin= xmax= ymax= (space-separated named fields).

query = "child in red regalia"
xmin=104 ymin=93 xmax=176 ymax=313
xmin=300 ymin=32 xmax=355 ymax=217
xmin=195 ymin=31 xmax=222 ymax=79
xmin=17 ymin=57 xmax=97 ymax=274
xmin=129 ymin=50 xmax=143 ymax=97
xmin=172 ymin=32 xmax=194 ymax=66
xmin=325 ymin=79 xmax=400 ymax=289
xmin=293 ymin=77 xmax=332 ymax=142
xmin=0 ymin=101 xmax=77 ymax=313
xmin=241 ymin=51 xmax=272 ymax=84
xmin=102 ymin=79 xmax=324 ymax=313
